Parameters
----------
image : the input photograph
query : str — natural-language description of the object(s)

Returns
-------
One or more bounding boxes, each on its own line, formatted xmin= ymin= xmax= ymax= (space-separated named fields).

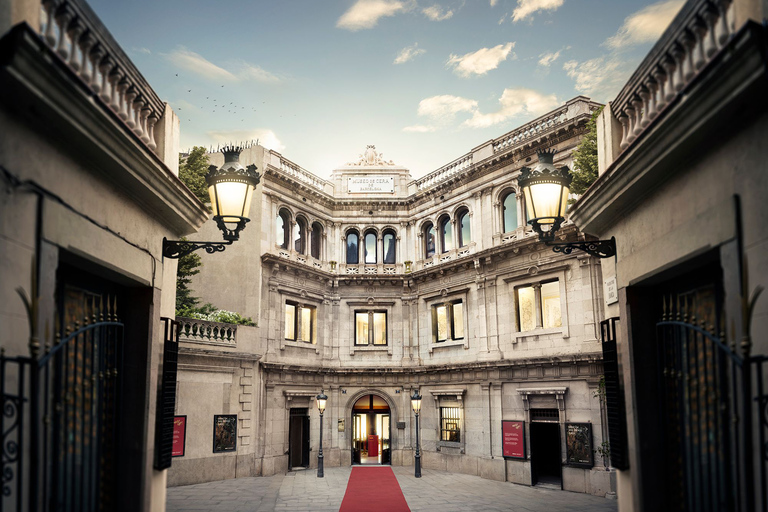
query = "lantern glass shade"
xmin=523 ymin=181 xmax=569 ymax=225
xmin=208 ymin=179 xmax=255 ymax=224
xmin=411 ymin=391 xmax=422 ymax=414
xmin=316 ymin=392 xmax=327 ymax=414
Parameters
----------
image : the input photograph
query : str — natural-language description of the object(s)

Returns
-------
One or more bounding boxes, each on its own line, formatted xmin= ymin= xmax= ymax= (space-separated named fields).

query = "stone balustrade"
xmin=38 ymin=0 xmax=165 ymax=152
xmin=266 ymin=151 xmax=329 ymax=191
xmin=177 ymin=317 xmax=237 ymax=345
xmin=491 ymin=107 xmax=569 ymax=154
xmin=414 ymin=153 xmax=473 ymax=191
xmin=611 ymin=0 xmax=734 ymax=151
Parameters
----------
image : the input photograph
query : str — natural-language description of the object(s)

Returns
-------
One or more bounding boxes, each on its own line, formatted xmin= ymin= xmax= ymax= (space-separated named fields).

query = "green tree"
xmin=175 ymin=241 xmax=202 ymax=312
xmin=179 ymin=146 xmax=210 ymax=204
xmin=570 ymin=106 xmax=604 ymax=196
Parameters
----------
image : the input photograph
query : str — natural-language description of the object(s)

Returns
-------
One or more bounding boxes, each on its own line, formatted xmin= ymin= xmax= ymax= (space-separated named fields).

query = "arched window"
xmin=294 ymin=217 xmax=306 ymax=254
xmin=276 ymin=209 xmax=290 ymax=249
xmin=382 ymin=230 xmax=396 ymax=264
xmin=502 ymin=192 xmax=517 ymax=232
xmin=311 ymin=222 xmax=322 ymax=259
xmin=439 ymin=216 xmax=452 ymax=253
xmin=457 ymin=209 xmax=470 ymax=248
xmin=346 ymin=231 xmax=359 ymax=264
xmin=424 ymin=223 xmax=436 ymax=259
xmin=364 ymin=231 xmax=377 ymax=264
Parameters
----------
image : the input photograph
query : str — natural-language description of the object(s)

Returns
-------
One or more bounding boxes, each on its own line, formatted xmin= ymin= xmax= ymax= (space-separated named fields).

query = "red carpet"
xmin=339 ymin=467 xmax=411 ymax=512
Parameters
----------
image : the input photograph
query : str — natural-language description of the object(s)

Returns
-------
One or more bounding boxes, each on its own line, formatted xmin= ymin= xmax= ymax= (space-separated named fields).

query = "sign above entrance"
xmin=502 ymin=420 xmax=526 ymax=459
xmin=348 ymin=176 xmax=394 ymax=193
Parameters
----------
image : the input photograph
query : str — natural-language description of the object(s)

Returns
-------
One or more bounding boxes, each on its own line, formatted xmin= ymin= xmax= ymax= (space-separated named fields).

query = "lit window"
xmin=355 ymin=311 xmax=387 ymax=346
xmin=346 ymin=231 xmax=359 ymax=264
xmin=424 ymin=223 xmax=435 ymax=259
xmin=502 ymin=192 xmax=517 ymax=233
xmin=439 ymin=216 xmax=452 ymax=253
xmin=364 ymin=231 xmax=377 ymax=264
xmin=457 ymin=209 xmax=470 ymax=247
xmin=382 ymin=231 xmax=396 ymax=264
xmin=433 ymin=300 xmax=464 ymax=342
xmin=440 ymin=407 xmax=461 ymax=442
xmin=516 ymin=279 xmax=562 ymax=331
xmin=285 ymin=302 xmax=316 ymax=343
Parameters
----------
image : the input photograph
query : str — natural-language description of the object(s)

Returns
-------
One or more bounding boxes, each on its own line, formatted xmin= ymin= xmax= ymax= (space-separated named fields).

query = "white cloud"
xmin=537 ymin=50 xmax=561 ymax=67
xmin=463 ymin=88 xmax=560 ymax=128
xmin=417 ymin=95 xmax=478 ymax=121
xmin=394 ymin=43 xmax=426 ymax=64
xmin=337 ymin=0 xmax=406 ymax=31
xmin=165 ymin=47 xmax=238 ymax=82
xmin=512 ymin=0 xmax=564 ymax=23
xmin=239 ymin=63 xmax=281 ymax=83
xmin=403 ymin=124 xmax=437 ymax=132
xmin=604 ymin=0 xmax=684 ymax=49
xmin=423 ymin=4 xmax=453 ymax=21
xmin=446 ymin=42 xmax=516 ymax=78
xmin=133 ymin=47 xmax=152 ymax=55
xmin=563 ymin=57 xmax=629 ymax=101
xmin=207 ymin=129 xmax=285 ymax=153
xmin=490 ymin=0 xmax=499 ymax=6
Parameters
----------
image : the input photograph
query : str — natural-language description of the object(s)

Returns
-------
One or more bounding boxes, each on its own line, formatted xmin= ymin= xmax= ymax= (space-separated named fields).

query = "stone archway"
xmin=345 ymin=389 xmax=399 ymax=465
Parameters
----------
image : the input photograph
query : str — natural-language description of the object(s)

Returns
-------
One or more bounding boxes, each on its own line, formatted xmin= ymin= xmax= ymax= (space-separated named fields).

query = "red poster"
xmin=502 ymin=420 xmax=525 ymax=459
xmin=172 ymin=416 xmax=187 ymax=457
xmin=368 ymin=435 xmax=379 ymax=457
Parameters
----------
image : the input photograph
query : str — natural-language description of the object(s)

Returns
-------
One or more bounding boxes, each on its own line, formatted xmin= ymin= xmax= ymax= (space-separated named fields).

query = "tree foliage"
xmin=570 ymin=106 xmax=604 ymax=196
xmin=175 ymin=240 xmax=202 ymax=311
xmin=179 ymin=146 xmax=210 ymax=204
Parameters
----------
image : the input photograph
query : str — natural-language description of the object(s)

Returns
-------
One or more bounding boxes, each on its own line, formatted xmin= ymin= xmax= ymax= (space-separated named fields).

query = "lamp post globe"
xmin=316 ymin=390 xmax=327 ymax=478
xmin=411 ymin=389 xmax=422 ymax=478
xmin=516 ymin=149 xmax=572 ymax=243
xmin=206 ymin=145 xmax=261 ymax=242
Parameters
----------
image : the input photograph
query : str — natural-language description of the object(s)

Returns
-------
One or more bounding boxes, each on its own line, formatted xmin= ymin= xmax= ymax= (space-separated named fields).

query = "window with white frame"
xmin=285 ymin=301 xmax=316 ymax=343
xmin=515 ymin=279 xmax=562 ymax=331
xmin=432 ymin=300 xmax=464 ymax=342
xmin=354 ymin=310 xmax=387 ymax=346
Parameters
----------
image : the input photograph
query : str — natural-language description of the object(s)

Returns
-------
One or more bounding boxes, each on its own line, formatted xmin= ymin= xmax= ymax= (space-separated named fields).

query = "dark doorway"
xmin=289 ymin=408 xmax=309 ymax=469
xmin=351 ymin=394 xmax=391 ymax=465
xmin=530 ymin=418 xmax=562 ymax=487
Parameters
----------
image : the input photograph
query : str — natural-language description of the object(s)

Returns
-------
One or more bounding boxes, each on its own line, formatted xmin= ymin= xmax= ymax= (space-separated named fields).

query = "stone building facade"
xmin=175 ymin=96 xmax=616 ymax=496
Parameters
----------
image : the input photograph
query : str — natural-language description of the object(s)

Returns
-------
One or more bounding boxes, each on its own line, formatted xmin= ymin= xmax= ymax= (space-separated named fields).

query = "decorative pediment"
xmin=346 ymin=145 xmax=396 ymax=166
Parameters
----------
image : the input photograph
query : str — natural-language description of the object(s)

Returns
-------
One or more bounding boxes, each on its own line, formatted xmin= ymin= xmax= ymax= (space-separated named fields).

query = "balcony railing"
xmin=38 ymin=0 xmax=165 ymax=152
xmin=267 ymin=151 xmax=330 ymax=192
xmin=177 ymin=317 xmax=237 ymax=346
xmin=491 ymin=107 xmax=569 ymax=154
xmin=413 ymin=153 xmax=474 ymax=191
xmin=611 ymin=0 xmax=735 ymax=151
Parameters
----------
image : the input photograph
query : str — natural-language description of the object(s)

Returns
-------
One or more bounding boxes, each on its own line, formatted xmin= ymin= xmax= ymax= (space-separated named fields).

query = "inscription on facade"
xmin=348 ymin=176 xmax=394 ymax=193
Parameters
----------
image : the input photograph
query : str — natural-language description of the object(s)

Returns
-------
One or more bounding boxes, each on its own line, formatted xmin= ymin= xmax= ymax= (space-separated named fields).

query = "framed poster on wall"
xmin=565 ymin=423 xmax=593 ymax=468
xmin=213 ymin=414 xmax=238 ymax=453
xmin=172 ymin=416 xmax=187 ymax=457
xmin=502 ymin=420 xmax=526 ymax=459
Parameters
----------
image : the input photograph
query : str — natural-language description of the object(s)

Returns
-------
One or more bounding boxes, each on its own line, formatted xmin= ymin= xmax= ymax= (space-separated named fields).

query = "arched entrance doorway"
xmin=352 ymin=394 xmax=391 ymax=465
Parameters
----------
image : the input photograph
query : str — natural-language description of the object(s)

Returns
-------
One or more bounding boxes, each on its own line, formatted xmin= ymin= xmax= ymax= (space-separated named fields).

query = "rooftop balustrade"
xmin=177 ymin=317 xmax=237 ymax=346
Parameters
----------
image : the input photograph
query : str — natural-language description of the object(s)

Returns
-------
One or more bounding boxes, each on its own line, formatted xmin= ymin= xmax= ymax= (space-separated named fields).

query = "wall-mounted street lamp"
xmin=411 ymin=389 xmax=422 ymax=478
xmin=163 ymin=146 xmax=261 ymax=259
xmin=517 ymin=150 xmax=615 ymax=258
xmin=316 ymin=389 xmax=327 ymax=478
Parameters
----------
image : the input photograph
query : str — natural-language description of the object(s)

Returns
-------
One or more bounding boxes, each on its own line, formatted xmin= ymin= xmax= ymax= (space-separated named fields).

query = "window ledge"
xmin=437 ymin=441 xmax=464 ymax=453
xmin=350 ymin=344 xmax=392 ymax=356
xmin=429 ymin=339 xmax=468 ymax=354
xmin=513 ymin=327 xmax=567 ymax=343
xmin=282 ymin=340 xmax=320 ymax=354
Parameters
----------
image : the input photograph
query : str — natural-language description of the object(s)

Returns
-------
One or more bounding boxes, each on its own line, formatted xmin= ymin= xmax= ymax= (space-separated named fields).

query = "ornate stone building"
xmin=173 ymin=96 xmax=617 ymax=496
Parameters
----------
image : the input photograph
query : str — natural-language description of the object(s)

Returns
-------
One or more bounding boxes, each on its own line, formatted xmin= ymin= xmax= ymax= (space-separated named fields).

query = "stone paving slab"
xmin=166 ymin=466 xmax=618 ymax=512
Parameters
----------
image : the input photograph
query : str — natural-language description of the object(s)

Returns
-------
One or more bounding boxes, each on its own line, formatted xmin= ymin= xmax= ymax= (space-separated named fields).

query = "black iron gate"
xmin=656 ymin=296 xmax=767 ymax=512
xmin=1 ymin=295 xmax=124 ymax=512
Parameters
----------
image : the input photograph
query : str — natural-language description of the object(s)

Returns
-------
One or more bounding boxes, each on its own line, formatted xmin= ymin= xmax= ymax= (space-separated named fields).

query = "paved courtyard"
xmin=166 ymin=466 xmax=619 ymax=512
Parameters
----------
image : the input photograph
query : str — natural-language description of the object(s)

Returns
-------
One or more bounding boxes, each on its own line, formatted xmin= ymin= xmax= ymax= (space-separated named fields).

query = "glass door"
xmin=381 ymin=414 xmax=390 ymax=464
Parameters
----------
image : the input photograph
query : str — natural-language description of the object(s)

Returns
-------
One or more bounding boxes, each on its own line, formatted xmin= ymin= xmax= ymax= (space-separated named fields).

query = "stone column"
xmin=533 ymin=283 xmax=543 ymax=329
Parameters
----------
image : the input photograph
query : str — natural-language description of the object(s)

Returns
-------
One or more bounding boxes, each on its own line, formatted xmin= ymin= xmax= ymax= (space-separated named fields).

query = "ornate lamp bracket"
xmin=547 ymin=237 xmax=617 ymax=259
xmin=162 ymin=238 xmax=233 ymax=259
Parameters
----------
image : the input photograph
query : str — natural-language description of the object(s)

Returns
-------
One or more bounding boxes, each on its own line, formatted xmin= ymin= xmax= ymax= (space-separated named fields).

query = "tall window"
xmin=355 ymin=311 xmax=387 ymax=346
xmin=432 ymin=300 xmax=464 ymax=342
xmin=364 ymin=231 xmax=377 ymax=264
xmin=294 ymin=217 xmax=306 ymax=254
xmin=311 ymin=222 xmax=322 ymax=259
xmin=276 ymin=209 xmax=290 ymax=249
xmin=457 ymin=209 xmax=470 ymax=248
xmin=424 ymin=223 xmax=436 ymax=259
xmin=346 ymin=231 xmax=359 ymax=264
xmin=285 ymin=302 xmax=316 ymax=343
xmin=440 ymin=407 xmax=461 ymax=442
xmin=516 ymin=279 xmax=562 ymax=331
xmin=439 ymin=216 xmax=452 ymax=253
xmin=382 ymin=230 xmax=396 ymax=264
xmin=502 ymin=192 xmax=517 ymax=233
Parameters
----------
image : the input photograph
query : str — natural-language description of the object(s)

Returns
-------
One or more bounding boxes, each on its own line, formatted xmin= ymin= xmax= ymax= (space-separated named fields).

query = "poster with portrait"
xmin=213 ymin=414 xmax=237 ymax=453
xmin=565 ymin=423 xmax=593 ymax=468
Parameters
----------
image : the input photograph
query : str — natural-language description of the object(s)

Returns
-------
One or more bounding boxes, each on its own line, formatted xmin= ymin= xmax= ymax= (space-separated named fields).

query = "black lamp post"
xmin=411 ymin=389 xmax=422 ymax=478
xmin=163 ymin=145 xmax=261 ymax=259
xmin=517 ymin=149 xmax=616 ymax=258
xmin=316 ymin=389 xmax=327 ymax=478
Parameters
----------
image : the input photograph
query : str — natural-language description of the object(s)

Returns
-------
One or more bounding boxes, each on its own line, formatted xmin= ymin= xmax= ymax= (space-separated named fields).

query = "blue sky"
xmin=88 ymin=0 xmax=683 ymax=178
